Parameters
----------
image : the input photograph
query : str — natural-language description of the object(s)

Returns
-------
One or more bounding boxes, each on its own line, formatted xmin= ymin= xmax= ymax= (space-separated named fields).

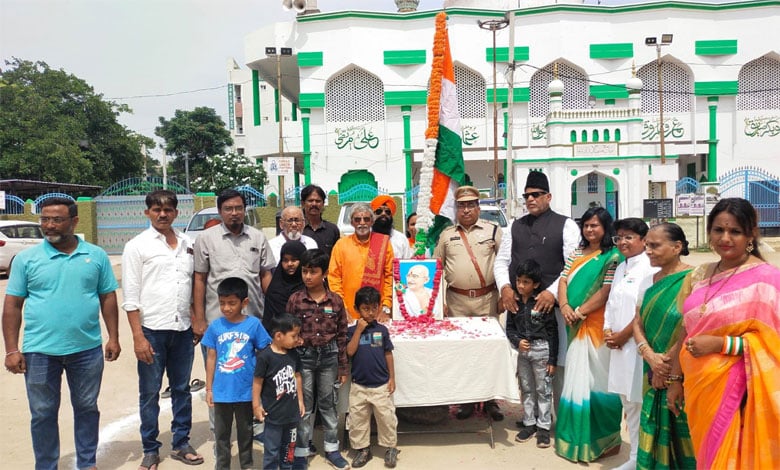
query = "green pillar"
xmin=274 ymin=88 xmax=280 ymax=123
xmin=302 ymin=108 xmax=312 ymax=185
xmin=707 ymin=96 xmax=719 ymax=182
xmin=252 ymin=70 xmax=261 ymax=126
xmin=502 ymin=103 xmax=508 ymax=183
xmin=402 ymin=105 xmax=413 ymax=214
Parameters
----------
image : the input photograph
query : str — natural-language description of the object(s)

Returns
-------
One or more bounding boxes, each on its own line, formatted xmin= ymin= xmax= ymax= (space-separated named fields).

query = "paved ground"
xmin=2 ymin=250 xmax=777 ymax=469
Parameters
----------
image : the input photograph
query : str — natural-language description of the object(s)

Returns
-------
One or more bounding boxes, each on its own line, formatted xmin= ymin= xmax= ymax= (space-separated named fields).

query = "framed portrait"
xmin=392 ymin=258 xmax=444 ymax=321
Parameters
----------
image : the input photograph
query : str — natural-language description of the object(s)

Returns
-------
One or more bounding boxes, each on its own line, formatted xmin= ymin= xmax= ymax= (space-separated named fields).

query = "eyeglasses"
xmin=612 ymin=235 xmax=640 ymax=244
xmin=284 ymin=218 xmax=303 ymax=224
xmin=374 ymin=208 xmax=392 ymax=216
xmin=352 ymin=216 xmax=372 ymax=223
xmin=221 ymin=205 xmax=244 ymax=213
xmin=522 ymin=191 xmax=548 ymax=200
xmin=456 ymin=201 xmax=478 ymax=210
xmin=39 ymin=216 xmax=72 ymax=224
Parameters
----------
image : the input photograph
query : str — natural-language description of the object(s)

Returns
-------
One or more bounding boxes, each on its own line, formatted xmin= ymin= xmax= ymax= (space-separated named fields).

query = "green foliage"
xmin=0 ymin=58 xmax=147 ymax=187
xmin=191 ymin=153 xmax=267 ymax=194
xmin=155 ymin=107 xmax=233 ymax=181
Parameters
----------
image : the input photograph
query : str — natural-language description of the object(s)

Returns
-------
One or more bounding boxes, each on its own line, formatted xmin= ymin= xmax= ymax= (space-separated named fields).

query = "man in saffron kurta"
xmin=329 ymin=203 xmax=394 ymax=320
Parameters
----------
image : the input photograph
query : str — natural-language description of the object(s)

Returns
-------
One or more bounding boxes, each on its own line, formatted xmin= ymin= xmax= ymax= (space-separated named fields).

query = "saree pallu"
xmin=681 ymin=262 xmax=780 ymax=469
xmin=637 ymin=270 xmax=696 ymax=470
xmin=555 ymin=247 xmax=623 ymax=462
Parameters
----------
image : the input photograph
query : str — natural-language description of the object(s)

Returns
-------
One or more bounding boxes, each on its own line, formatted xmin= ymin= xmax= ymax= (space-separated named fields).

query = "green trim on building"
xmin=487 ymin=87 xmax=530 ymax=103
xmin=384 ymin=90 xmax=427 ymax=106
xmin=384 ymin=50 xmax=426 ymax=65
xmin=486 ymin=46 xmax=530 ymax=62
xmin=694 ymin=80 xmax=739 ymax=96
xmin=695 ymin=39 xmax=737 ymax=56
xmin=252 ymin=70 xmax=261 ymax=126
xmin=605 ymin=98 xmax=616 ymax=105
xmin=299 ymin=92 xmax=326 ymax=108
xmin=548 ymin=118 xmax=643 ymax=125
xmin=291 ymin=102 xmax=298 ymax=121
xmin=297 ymin=51 xmax=324 ymax=67
xmin=513 ymin=154 xmax=680 ymax=163
xmin=590 ymin=43 xmax=633 ymax=59
xmin=589 ymin=84 xmax=629 ymax=99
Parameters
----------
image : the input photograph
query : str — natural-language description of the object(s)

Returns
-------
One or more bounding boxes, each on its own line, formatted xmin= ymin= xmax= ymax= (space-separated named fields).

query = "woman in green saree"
xmin=633 ymin=223 xmax=696 ymax=469
xmin=555 ymin=207 xmax=623 ymax=462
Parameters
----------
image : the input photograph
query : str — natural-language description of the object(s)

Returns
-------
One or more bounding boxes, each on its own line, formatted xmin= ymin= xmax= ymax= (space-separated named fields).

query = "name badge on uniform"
xmin=450 ymin=236 xmax=461 ymax=241
xmin=323 ymin=307 xmax=334 ymax=314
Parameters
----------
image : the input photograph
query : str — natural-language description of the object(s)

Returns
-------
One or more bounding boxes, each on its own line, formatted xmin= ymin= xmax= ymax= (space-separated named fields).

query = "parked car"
xmin=183 ymin=206 xmax=259 ymax=243
xmin=0 ymin=220 xmax=44 ymax=276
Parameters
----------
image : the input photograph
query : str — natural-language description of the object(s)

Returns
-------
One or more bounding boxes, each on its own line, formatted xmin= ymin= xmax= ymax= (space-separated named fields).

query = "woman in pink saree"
xmin=667 ymin=198 xmax=780 ymax=469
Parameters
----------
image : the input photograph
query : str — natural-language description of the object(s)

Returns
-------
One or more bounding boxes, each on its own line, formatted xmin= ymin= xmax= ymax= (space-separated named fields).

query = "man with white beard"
xmin=269 ymin=206 xmax=318 ymax=263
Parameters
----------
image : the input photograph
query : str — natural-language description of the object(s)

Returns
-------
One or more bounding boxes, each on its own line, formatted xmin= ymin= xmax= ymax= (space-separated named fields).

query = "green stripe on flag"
xmin=434 ymin=125 xmax=466 ymax=184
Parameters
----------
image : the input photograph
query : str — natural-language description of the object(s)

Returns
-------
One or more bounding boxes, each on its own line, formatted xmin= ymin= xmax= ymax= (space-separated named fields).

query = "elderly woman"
xmin=633 ymin=223 xmax=695 ymax=469
xmin=603 ymin=218 xmax=658 ymax=470
xmin=667 ymin=198 xmax=780 ymax=469
xmin=554 ymin=207 xmax=623 ymax=462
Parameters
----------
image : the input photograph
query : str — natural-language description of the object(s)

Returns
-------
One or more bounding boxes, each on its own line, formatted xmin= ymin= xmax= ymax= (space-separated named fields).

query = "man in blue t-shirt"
xmin=3 ymin=197 xmax=121 ymax=470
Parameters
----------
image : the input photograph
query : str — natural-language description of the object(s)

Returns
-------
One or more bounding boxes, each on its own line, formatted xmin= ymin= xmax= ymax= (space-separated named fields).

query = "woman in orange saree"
xmin=667 ymin=198 xmax=780 ymax=469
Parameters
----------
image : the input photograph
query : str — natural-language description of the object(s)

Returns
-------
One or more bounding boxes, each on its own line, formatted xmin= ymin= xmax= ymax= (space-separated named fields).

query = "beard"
xmin=372 ymin=216 xmax=393 ymax=235
xmin=286 ymin=230 xmax=301 ymax=241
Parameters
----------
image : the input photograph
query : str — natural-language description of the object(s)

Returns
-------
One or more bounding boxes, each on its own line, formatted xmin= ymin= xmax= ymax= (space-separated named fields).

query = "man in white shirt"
xmin=269 ymin=205 xmax=318 ymax=263
xmin=370 ymin=195 xmax=412 ymax=259
xmin=121 ymin=190 xmax=204 ymax=468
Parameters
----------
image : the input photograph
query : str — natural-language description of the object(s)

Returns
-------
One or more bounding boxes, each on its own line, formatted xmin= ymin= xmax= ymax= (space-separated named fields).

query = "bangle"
xmin=665 ymin=374 xmax=684 ymax=384
xmin=561 ymin=303 xmax=570 ymax=309
xmin=636 ymin=342 xmax=647 ymax=355
xmin=5 ymin=350 xmax=20 ymax=356
xmin=722 ymin=336 xmax=744 ymax=356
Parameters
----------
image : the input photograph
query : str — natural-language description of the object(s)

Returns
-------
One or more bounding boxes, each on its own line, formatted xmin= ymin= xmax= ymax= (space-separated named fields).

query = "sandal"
xmin=190 ymin=378 xmax=206 ymax=392
xmin=171 ymin=444 xmax=204 ymax=465
xmin=160 ymin=387 xmax=171 ymax=399
xmin=139 ymin=453 xmax=160 ymax=470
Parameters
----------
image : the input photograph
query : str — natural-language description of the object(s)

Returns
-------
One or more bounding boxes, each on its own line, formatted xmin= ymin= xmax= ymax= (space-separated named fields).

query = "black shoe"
xmin=515 ymin=424 xmax=537 ymax=443
xmin=536 ymin=428 xmax=551 ymax=448
xmin=309 ymin=440 xmax=317 ymax=454
xmin=351 ymin=448 xmax=372 ymax=468
xmin=456 ymin=404 xmax=474 ymax=420
xmin=384 ymin=448 xmax=400 ymax=468
xmin=484 ymin=400 xmax=504 ymax=421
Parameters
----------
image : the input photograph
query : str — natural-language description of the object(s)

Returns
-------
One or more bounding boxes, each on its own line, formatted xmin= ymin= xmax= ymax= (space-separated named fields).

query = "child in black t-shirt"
xmin=253 ymin=313 xmax=304 ymax=470
xmin=346 ymin=286 xmax=400 ymax=468
xmin=506 ymin=259 xmax=558 ymax=449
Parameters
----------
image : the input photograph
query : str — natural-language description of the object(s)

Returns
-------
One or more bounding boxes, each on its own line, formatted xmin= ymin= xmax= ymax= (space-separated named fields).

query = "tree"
xmin=191 ymin=153 xmax=267 ymax=194
xmin=0 ymin=58 xmax=148 ymax=188
xmin=155 ymin=107 xmax=233 ymax=190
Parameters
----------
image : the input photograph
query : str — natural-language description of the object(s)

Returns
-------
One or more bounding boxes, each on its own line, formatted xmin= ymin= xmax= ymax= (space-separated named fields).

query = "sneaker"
xmin=515 ymin=424 xmax=537 ymax=443
xmin=484 ymin=400 xmax=504 ymax=421
xmin=384 ymin=448 xmax=400 ymax=468
xmin=351 ymin=448 xmax=372 ymax=468
xmin=292 ymin=456 xmax=308 ymax=470
xmin=325 ymin=451 xmax=350 ymax=470
xmin=309 ymin=440 xmax=317 ymax=454
xmin=536 ymin=428 xmax=551 ymax=448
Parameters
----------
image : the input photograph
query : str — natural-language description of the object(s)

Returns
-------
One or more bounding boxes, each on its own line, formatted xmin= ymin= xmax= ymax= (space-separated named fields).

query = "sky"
xmin=1 ymin=0 xmax=713 ymax=161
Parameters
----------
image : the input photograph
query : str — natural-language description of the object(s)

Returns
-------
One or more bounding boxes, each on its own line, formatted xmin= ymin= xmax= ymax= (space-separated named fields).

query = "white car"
xmin=183 ymin=206 xmax=259 ymax=243
xmin=0 ymin=220 xmax=44 ymax=276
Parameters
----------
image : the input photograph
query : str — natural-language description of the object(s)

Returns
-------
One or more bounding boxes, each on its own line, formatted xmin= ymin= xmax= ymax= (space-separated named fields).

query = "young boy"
xmin=285 ymin=249 xmax=350 ymax=470
xmin=347 ymin=287 xmax=400 ymax=469
xmin=202 ymin=277 xmax=272 ymax=470
xmin=505 ymin=259 xmax=558 ymax=449
xmin=253 ymin=313 xmax=305 ymax=470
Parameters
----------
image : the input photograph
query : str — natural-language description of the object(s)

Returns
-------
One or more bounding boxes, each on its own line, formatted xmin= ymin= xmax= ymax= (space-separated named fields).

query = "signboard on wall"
xmin=676 ymin=194 xmax=705 ymax=216
xmin=643 ymin=198 xmax=674 ymax=218
xmin=573 ymin=143 xmax=618 ymax=157
xmin=266 ymin=157 xmax=294 ymax=177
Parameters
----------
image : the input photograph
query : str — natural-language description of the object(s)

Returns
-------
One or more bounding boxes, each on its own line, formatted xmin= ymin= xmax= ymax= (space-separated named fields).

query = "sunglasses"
xmin=352 ymin=216 xmax=372 ymax=223
xmin=612 ymin=235 xmax=639 ymax=244
xmin=522 ymin=191 xmax=548 ymax=200
xmin=374 ymin=208 xmax=392 ymax=216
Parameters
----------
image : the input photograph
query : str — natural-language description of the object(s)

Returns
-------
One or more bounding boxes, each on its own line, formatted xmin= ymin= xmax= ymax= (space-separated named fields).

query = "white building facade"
xmin=228 ymin=0 xmax=780 ymax=220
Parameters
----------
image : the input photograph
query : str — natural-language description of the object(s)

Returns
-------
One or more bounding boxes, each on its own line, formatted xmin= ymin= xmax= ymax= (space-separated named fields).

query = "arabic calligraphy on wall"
xmin=744 ymin=116 xmax=780 ymax=138
xmin=531 ymin=121 xmax=547 ymax=141
xmin=333 ymin=126 xmax=380 ymax=150
xmin=642 ymin=117 xmax=685 ymax=141
xmin=462 ymin=125 xmax=479 ymax=146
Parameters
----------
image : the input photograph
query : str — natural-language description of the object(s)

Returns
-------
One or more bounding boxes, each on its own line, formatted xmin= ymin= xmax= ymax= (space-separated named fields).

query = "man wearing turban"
xmin=370 ymin=195 xmax=412 ymax=259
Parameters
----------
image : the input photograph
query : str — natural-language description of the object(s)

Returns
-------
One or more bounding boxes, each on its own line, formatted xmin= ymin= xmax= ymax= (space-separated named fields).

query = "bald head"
xmin=280 ymin=206 xmax=304 ymax=240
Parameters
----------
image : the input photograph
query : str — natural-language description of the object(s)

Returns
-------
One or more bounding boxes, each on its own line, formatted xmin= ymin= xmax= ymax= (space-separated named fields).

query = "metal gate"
xmin=719 ymin=166 xmax=780 ymax=228
xmin=95 ymin=178 xmax=193 ymax=254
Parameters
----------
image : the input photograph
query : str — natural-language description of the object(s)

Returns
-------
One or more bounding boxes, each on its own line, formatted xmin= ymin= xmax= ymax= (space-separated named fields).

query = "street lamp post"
xmin=478 ymin=17 xmax=509 ymax=198
xmin=645 ymin=34 xmax=673 ymax=165
xmin=266 ymin=46 xmax=293 ymax=207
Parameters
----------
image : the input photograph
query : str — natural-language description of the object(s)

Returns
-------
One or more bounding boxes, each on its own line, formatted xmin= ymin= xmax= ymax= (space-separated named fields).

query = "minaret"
xmin=548 ymin=63 xmax=564 ymax=114
xmin=626 ymin=61 xmax=643 ymax=112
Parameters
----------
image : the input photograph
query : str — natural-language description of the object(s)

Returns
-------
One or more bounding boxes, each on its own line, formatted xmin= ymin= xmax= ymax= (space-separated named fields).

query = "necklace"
xmin=699 ymin=261 xmax=742 ymax=315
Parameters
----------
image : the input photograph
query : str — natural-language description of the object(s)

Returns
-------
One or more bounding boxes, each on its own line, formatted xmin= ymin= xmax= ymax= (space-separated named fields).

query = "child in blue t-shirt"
xmin=203 ymin=277 xmax=272 ymax=470
xmin=253 ymin=313 xmax=305 ymax=470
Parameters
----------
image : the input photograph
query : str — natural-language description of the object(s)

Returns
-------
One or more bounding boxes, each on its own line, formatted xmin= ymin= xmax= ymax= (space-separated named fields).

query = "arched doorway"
xmin=570 ymin=171 xmax=619 ymax=220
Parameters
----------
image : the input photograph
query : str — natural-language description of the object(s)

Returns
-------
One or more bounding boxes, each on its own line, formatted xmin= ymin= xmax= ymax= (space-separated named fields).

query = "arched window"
xmin=455 ymin=65 xmax=487 ymax=118
xmin=603 ymin=129 xmax=610 ymax=141
xmin=581 ymin=130 xmax=588 ymax=142
xmin=615 ymin=129 xmax=622 ymax=141
xmin=325 ymin=67 xmax=385 ymax=122
xmin=637 ymin=60 xmax=692 ymax=113
xmin=592 ymin=130 xmax=599 ymax=142
xmin=737 ymin=55 xmax=780 ymax=110
xmin=529 ymin=62 xmax=589 ymax=117
xmin=570 ymin=130 xmax=577 ymax=143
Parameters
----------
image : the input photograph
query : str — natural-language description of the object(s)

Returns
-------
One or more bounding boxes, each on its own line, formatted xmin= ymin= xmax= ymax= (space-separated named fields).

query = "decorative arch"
xmin=570 ymin=171 xmax=619 ymax=220
xmin=529 ymin=60 xmax=589 ymax=118
xmin=637 ymin=56 xmax=693 ymax=113
xmin=454 ymin=62 xmax=486 ymax=119
xmin=325 ymin=65 xmax=385 ymax=122
xmin=737 ymin=53 xmax=780 ymax=110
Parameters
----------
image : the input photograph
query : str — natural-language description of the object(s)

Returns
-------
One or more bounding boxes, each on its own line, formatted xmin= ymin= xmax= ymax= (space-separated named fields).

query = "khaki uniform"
xmin=433 ymin=220 xmax=502 ymax=317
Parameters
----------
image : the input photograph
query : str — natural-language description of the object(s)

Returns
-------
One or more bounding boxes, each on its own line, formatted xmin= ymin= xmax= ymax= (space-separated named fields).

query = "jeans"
xmin=517 ymin=339 xmax=553 ymax=430
xmin=138 ymin=327 xmax=195 ymax=454
xmin=262 ymin=422 xmax=298 ymax=470
xmin=214 ymin=402 xmax=254 ymax=470
xmin=24 ymin=345 xmax=104 ymax=470
xmin=294 ymin=341 xmax=340 ymax=457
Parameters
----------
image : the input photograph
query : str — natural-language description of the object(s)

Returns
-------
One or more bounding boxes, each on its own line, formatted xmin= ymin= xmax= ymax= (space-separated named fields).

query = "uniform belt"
xmin=449 ymin=283 xmax=497 ymax=298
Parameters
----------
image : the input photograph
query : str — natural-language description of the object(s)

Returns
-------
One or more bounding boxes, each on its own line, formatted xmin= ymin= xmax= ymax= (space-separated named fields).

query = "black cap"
xmin=525 ymin=171 xmax=549 ymax=192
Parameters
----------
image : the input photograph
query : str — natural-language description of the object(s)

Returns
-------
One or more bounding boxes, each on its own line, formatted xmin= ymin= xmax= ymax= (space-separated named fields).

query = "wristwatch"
xmin=382 ymin=306 xmax=391 ymax=315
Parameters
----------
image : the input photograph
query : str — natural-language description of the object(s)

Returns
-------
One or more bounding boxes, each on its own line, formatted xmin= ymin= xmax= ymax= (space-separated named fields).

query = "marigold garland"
xmin=393 ymin=259 xmax=443 ymax=324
